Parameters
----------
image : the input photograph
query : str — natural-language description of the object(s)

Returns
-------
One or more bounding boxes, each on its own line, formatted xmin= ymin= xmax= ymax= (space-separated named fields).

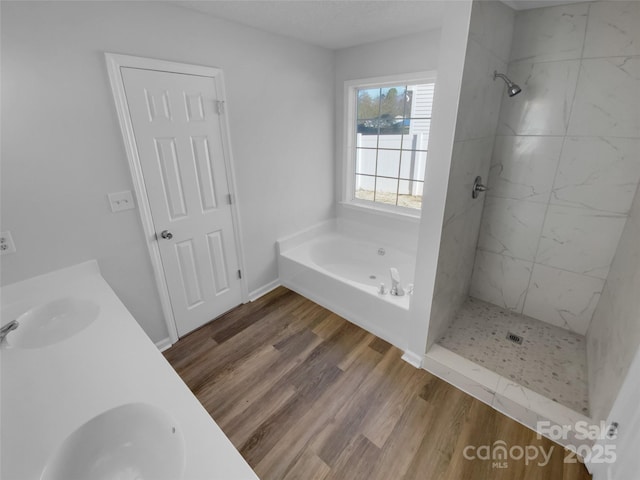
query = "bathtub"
xmin=277 ymin=221 xmax=416 ymax=349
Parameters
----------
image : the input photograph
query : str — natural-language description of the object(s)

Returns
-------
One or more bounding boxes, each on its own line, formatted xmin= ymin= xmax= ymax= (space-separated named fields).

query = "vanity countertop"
xmin=0 ymin=260 xmax=259 ymax=480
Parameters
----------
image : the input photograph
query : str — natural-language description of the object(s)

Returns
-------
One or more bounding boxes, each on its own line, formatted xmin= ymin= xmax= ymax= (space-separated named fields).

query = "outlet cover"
xmin=0 ymin=231 xmax=16 ymax=255
xmin=108 ymin=190 xmax=135 ymax=213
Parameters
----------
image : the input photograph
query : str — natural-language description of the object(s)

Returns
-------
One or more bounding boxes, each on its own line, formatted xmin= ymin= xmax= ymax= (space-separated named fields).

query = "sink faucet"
xmin=389 ymin=268 xmax=404 ymax=296
xmin=0 ymin=320 xmax=19 ymax=342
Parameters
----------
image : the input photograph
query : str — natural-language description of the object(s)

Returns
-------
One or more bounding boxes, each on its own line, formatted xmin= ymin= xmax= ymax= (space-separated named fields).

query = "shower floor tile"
xmin=437 ymin=297 xmax=589 ymax=415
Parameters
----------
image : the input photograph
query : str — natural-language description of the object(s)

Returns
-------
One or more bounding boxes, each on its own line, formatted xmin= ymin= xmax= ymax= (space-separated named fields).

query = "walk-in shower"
xmin=430 ymin=2 xmax=640 ymax=439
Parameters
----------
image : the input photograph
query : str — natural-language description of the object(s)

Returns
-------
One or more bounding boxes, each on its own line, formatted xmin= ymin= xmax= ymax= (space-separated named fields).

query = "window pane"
xmin=400 ymin=150 xmax=427 ymax=181
xmin=355 ymin=147 xmax=377 ymax=175
xmin=398 ymin=180 xmax=423 ymax=210
xmin=376 ymin=86 xmax=403 ymax=135
xmin=402 ymin=120 xmax=431 ymax=140
xmin=377 ymin=133 xmax=402 ymax=150
xmin=357 ymin=88 xmax=380 ymax=120
xmin=357 ymin=132 xmax=378 ymax=150
xmin=401 ymin=132 xmax=429 ymax=150
xmin=375 ymin=177 xmax=399 ymax=206
xmin=400 ymin=133 xmax=418 ymax=150
xmin=406 ymin=83 xmax=435 ymax=118
xmin=379 ymin=86 xmax=405 ymax=118
xmin=355 ymin=175 xmax=376 ymax=202
xmin=376 ymin=149 xmax=400 ymax=178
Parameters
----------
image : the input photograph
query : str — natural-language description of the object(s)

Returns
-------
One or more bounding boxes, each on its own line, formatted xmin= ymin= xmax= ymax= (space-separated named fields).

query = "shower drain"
xmin=506 ymin=332 xmax=523 ymax=345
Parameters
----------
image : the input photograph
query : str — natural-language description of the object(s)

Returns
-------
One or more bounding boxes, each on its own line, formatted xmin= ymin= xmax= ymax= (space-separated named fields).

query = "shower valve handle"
xmin=472 ymin=176 xmax=488 ymax=199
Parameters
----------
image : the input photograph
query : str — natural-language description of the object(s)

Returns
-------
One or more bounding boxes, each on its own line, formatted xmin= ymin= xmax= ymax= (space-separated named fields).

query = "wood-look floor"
xmin=164 ymin=287 xmax=592 ymax=480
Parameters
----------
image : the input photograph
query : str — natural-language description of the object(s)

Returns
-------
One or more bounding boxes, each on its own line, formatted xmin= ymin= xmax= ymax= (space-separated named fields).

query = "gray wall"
xmin=588 ymin=182 xmax=640 ymax=422
xmin=0 ymin=1 xmax=335 ymax=342
xmin=470 ymin=1 xmax=640 ymax=335
xmin=426 ymin=0 xmax=515 ymax=348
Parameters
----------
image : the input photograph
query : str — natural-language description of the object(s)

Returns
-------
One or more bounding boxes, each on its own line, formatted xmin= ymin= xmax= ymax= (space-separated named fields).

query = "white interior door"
xmin=121 ymin=67 xmax=242 ymax=337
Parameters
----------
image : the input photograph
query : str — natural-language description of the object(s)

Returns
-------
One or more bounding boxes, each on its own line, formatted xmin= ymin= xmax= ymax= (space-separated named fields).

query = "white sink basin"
xmin=5 ymin=297 xmax=99 ymax=348
xmin=41 ymin=403 xmax=185 ymax=480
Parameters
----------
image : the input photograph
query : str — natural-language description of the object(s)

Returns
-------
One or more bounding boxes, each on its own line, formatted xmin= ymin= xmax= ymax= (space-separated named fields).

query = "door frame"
xmin=105 ymin=53 xmax=249 ymax=344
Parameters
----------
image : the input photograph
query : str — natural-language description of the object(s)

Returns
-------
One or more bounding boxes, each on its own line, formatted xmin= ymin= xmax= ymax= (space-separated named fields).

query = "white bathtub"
xmin=277 ymin=221 xmax=416 ymax=348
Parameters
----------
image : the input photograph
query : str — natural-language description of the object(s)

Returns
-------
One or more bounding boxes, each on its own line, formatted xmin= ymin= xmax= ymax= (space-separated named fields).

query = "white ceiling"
xmin=174 ymin=1 xmax=447 ymax=50
xmin=173 ymin=0 xmax=592 ymax=50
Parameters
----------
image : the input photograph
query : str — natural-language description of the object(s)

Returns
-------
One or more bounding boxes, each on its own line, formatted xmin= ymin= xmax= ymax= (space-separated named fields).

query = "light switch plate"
xmin=0 ymin=231 xmax=16 ymax=255
xmin=108 ymin=190 xmax=135 ymax=213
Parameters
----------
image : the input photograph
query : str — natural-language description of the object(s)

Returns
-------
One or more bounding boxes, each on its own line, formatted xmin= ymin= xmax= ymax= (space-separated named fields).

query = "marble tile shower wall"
xmin=470 ymin=1 xmax=640 ymax=336
xmin=427 ymin=0 xmax=515 ymax=347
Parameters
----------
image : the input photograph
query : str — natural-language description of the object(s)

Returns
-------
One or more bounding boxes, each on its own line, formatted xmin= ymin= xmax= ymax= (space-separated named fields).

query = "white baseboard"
xmin=248 ymin=279 xmax=281 ymax=301
xmin=401 ymin=350 xmax=424 ymax=368
xmin=155 ymin=337 xmax=173 ymax=352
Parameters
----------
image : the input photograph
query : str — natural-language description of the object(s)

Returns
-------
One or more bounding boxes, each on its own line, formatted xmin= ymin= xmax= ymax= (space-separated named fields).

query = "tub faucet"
xmin=389 ymin=268 xmax=404 ymax=296
xmin=0 ymin=320 xmax=19 ymax=342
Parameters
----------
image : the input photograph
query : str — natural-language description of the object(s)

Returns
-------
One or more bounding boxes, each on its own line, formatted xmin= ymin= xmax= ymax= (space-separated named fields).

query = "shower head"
xmin=494 ymin=71 xmax=522 ymax=97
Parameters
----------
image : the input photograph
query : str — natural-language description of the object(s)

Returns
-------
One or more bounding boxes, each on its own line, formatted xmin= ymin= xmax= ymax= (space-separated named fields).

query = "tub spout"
xmin=0 ymin=320 xmax=19 ymax=342
xmin=389 ymin=268 xmax=404 ymax=296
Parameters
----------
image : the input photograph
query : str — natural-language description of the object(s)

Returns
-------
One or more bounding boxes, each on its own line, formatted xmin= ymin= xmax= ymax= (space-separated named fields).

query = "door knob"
xmin=160 ymin=230 xmax=173 ymax=239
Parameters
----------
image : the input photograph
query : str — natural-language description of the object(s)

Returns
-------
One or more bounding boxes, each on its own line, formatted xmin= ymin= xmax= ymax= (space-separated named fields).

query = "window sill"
xmin=339 ymin=200 xmax=421 ymax=223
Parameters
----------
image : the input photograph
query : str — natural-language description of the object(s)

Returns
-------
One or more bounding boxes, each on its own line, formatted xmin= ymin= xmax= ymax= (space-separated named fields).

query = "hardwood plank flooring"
xmin=165 ymin=287 xmax=592 ymax=480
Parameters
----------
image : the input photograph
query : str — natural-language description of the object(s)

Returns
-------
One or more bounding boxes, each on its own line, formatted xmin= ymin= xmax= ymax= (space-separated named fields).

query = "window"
xmin=344 ymin=73 xmax=435 ymax=215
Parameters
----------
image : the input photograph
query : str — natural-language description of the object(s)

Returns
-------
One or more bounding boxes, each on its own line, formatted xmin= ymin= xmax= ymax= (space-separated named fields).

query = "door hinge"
xmin=237 ymin=269 xmax=242 ymax=279
xmin=215 ymin=100 xmax=225 ymax=115
xmin=227 ymin=193 xmax=233 ymax=205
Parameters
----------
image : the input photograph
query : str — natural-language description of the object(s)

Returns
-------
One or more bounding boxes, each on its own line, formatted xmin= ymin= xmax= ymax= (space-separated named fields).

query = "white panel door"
xmin=121 ymin=67 xmax=242 ymax=337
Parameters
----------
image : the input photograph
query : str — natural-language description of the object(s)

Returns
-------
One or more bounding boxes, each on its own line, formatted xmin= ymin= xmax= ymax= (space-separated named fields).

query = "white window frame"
xmin=341 ymin=71 xmax=437 ymax=219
